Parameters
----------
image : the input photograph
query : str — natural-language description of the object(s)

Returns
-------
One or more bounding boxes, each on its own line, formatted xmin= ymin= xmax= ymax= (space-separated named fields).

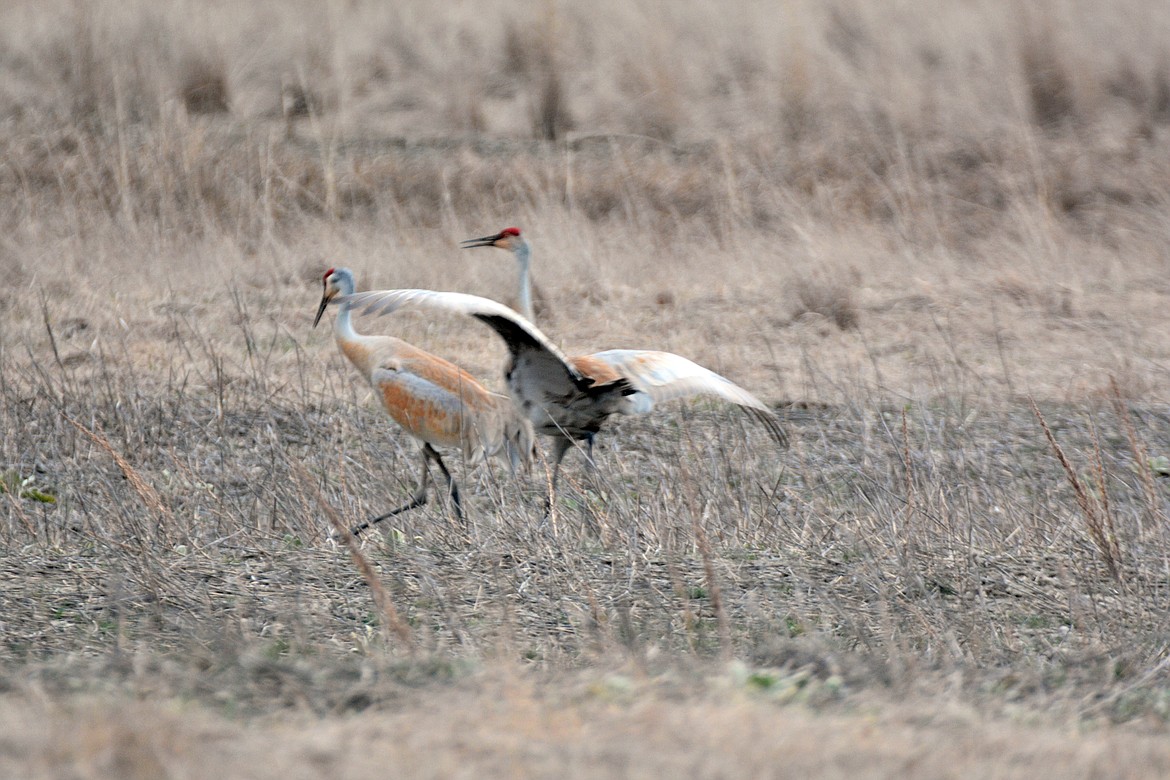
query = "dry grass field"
xmin=3 ymin=0 xmax=1170 ymax=776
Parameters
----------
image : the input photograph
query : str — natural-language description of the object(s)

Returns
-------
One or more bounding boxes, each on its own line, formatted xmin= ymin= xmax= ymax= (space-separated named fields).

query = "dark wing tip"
xmin=747 ymin=407 xmax=789 ymax=448
xmin=472 ymin=313 xmax=545 ymax=353
xmin=583 ymin=375 xmax=634 ymax=398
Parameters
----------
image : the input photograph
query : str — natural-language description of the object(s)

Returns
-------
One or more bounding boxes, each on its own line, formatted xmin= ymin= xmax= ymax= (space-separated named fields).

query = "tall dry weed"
xmin=1029 ymin=398 xmax=1122 ymax=580
xmin=1109 ymin=377 xmax=1166 ymax=531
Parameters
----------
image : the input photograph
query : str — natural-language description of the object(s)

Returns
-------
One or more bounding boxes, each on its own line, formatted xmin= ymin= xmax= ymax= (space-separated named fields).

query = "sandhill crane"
xmin=315 ymin=268 xmax=533 ymax=534
xmin=462 ymin=225 xmax=788 ymax=447
xmin=339 ymin=286 xmax=787 ymax=509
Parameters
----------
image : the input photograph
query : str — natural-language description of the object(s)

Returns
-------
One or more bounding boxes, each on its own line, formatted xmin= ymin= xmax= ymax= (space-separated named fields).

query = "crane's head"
xmin=461 ymin=226 xmax=525 ymax=254
xmin=314 ymin=267 xmax=355 ymax=327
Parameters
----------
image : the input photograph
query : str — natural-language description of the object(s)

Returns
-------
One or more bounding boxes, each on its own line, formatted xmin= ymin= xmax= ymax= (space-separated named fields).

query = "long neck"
xmin=514 ymin=240 xmax=534 ymax=322
xmin=332 ymin=276 xmax=360 ymax=342
xmin=333 ymin=299 xmax=359 ymax=342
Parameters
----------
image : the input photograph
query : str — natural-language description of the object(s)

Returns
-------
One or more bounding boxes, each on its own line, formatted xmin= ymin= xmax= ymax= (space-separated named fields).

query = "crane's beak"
xmin=460 ymin=233 xmax=501 ymax=249
xmin=313 ymin=291 xmax=333 ymax=328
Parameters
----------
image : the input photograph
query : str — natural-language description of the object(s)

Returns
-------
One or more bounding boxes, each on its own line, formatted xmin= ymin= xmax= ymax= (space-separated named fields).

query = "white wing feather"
xmin=587 ymin=349 xmax=787 ymax=444
xmin=585 ymin=350 xmax=760 ymax=408
xmin=341 ymin=288 xmax=583 ymax=379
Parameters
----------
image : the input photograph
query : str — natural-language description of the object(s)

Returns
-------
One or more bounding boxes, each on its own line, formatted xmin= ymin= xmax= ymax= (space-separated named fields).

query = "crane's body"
xmin=315 ymin=269 xmax=532 ymax=533
xmin=340 ymin=286 xmax=787 ymax=506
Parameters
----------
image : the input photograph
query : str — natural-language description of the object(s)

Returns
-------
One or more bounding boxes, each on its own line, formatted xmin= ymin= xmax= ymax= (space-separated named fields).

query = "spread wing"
xmin=339 ymin=290 xmax=782 ymax=444
xmin=343 ymin=289 xmax=579 ymax=373
xmin=585 ymin=349 xmax=788 ymax=446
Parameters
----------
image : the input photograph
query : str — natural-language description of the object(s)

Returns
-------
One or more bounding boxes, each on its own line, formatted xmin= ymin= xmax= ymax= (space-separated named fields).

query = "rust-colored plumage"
xmin=315 ymin=268 xmax=533 ymax=534
xmin=567 ymin=353 xmax=626 ymax=386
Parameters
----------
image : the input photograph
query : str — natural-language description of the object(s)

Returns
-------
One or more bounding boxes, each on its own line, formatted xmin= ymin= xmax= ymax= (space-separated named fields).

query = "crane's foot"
xmin=426 ymin=444 xmax=464 ymax=526
xmin=537 ymin=482 xmax=561 ymax=533
xmin=448 ymin=483 xmax=464 ymax=524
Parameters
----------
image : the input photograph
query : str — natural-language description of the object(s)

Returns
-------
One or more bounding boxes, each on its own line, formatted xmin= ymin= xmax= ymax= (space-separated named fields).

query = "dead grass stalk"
xmin=691 ymin=513 xmax=731 ymax=662
xmin=1028 ymin=397 xmax=1122 ymax=580
xmin=61 ymin=410 xmax=174 ymax=535
xmin=297 ymin=462 xmax=414 ymax=650
xmin=1109 ymin=376 xmax=1166 ymax=531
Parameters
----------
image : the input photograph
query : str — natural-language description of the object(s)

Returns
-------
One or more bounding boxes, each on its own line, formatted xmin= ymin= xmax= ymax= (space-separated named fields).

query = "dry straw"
xmin=61 ymin=411 xmax=174 ymax=533
xmin=1109 ymin=376 xmax=1166 ymax=531
xmin=1028 ymin=397 xmax=1122 ymax=580
xmin=295 ymin=462 xmax=414 ymax=650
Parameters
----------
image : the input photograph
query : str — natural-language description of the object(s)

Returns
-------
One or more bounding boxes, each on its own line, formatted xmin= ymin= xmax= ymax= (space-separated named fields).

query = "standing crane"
xmin=315 ymin=268 xmax=534 ymax=534
xmin=339 ymin=283 xmax=787 ymax=509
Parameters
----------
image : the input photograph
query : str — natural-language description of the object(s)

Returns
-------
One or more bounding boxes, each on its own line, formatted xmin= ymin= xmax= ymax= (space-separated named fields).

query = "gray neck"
xmin=334 ymin=300 xmax=357 ymax=340
xmin=332 ymin=272 xmax=358 ymax=340
xmin=514 ymin=240 xmax=534 ymax=322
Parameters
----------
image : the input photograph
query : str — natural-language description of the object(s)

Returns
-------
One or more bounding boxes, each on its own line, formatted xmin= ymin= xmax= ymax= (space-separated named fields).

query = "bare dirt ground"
xmin=3 ymin=1 xmax=1170 ymax=777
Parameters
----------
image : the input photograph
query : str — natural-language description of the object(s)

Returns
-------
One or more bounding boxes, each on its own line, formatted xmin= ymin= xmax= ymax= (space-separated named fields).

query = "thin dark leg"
xmin=580 ymin=431 xmax=603 ymax=497
xmin=578 ymin=433 xmax=604 ymax=538
xmin=542 ymin=436 xmax=574 ymax=518
xmin=350 ymin=448 xmax=433 ymax=536
xmin=423 ymin=443 xmax=463 ymax=522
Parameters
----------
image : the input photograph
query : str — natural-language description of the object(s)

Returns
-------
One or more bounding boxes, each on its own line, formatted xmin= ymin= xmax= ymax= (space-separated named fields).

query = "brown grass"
xmin=4 ymin=668 xmax=1170 ymax=779
xmin=2 ymin=0 xmax=1170 ymax=775
xmin=300 ymin=461 xmax=414 ymax=650
xmin=1029 ymin=398 xmax=1123 ymax=579
xmin=790 ymin=270 xmax=861 ymax=331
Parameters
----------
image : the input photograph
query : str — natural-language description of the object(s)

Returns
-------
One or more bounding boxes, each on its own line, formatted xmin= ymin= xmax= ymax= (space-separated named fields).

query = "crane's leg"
xmin=350 ymin=447 xmax=435 ymax=536
xmin=582 ymin=433 xmax=596 ymax=471
xmin=542 ymin=436 xmax=574 ymax=518
xmin=578 ymin=433 xmax=605 ymax=538
xmin=581 ymin=431 xmax=604 ymax=497
xmin=422 ymin=443 xmax=463 ymax=522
